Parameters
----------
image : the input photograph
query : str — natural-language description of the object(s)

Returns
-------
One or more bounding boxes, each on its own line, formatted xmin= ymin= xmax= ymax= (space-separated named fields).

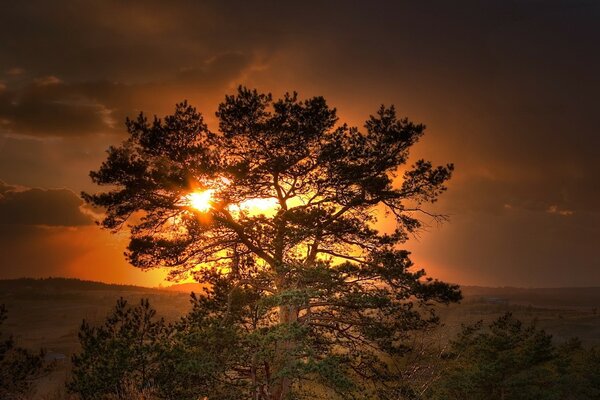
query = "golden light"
xmin=238 ymin=198 xmax=279 ymax=214
xmin=187 ymin=189 xmax=214 ymax=212
xmin=184 ymin=177 xmax=280 ymax=216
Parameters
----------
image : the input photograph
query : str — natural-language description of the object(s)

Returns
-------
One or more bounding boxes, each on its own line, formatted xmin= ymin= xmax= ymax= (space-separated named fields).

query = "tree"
xmin=428 ymin=313 xmax=600 ymax=400
xmin=69 ymin=298 xmax=168 ymax=399
xmin=83 ymin=87 xmax=461 ymax=399
xmin=0 ymin=304 xmax=45 ymax=399
xmin=553 ymin=338 xmax=600 ymax=400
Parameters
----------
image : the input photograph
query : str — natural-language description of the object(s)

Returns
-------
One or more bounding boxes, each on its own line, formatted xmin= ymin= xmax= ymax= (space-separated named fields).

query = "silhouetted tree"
xmin=553 ymin=338 xmax=600 ymax=400
xmin=83 ymin=87 xmax=460 ymax=399
xmin=69 ymin=298 xmax=168 ymax=399
xmin=0 ymin=304 xmax=45 ymax=399
xmin=428 ymin=313 xmax=600 ymax=400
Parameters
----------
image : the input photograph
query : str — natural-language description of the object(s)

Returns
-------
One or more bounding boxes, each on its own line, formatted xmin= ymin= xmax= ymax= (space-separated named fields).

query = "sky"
xmin=0 ymin=0 xmax=598 ymax=287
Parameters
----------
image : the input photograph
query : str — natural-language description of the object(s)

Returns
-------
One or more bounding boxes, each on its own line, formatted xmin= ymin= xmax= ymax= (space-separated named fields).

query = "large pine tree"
xmin=84 ymin=87 xmax=460 ymax=399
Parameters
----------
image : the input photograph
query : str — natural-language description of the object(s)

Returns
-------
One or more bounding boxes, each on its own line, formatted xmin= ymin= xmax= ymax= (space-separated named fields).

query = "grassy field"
xmin=1 ymin=278 xmax=600 ymax=398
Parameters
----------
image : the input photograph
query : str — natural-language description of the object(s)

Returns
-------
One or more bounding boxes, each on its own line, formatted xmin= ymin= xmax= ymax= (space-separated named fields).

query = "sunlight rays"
xmin=184 ymin=186 xmax=278 ymax=216
xmin=186 ymin=189 xmax=214 ymax=212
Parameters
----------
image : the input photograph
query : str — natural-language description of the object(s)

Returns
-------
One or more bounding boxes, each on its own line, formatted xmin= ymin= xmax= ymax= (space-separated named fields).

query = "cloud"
xmin=33 ymin=75 xmax=62 ymax=86
xmin=546 ymin=205 xmax=574 ymax=216
xmin=0 ymin=134 xmax=122 ymax=191
xmin=409 ymin=207 xmax=600 ymax=287
xmin=0 ymin=181 xmax=165 ymax=285
xmin=0 ymin=181 xmax=92 ymax=226
xmin=0 ymin=52 xmax=257 ymax=138
xmin=5 ymin=67 xmax=25 ymax=76
xmin=0 ymin=180 xmax=17 ymax=196
xmin=0 ymin=82 xmax=116 ymax=137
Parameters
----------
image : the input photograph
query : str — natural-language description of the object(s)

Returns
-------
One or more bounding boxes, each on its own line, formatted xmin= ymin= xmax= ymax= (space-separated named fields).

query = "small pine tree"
xmin=428 ymin=313 xmax=600 ymax=400
xmin=68 ymin=298 xmax=168 ymax=399
xmin=69 ymin=297 xmax=243 ymax=400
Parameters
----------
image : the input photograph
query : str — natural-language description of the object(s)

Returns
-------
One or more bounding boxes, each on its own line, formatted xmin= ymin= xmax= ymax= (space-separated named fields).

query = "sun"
xmin=187 ymin=189 xmax=214 ymax=212
xmin=185 ymin=182 xmax=279 ymax=216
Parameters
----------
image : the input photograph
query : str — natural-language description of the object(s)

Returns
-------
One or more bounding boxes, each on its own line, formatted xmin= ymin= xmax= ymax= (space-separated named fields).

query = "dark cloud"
xmin=0 ymin=1 xmax=280 ymax=82
xmin=409 ymin=205 xmax=600 ymax=287
xmin=0 ymin=224 xmax=79 ymax=278
xmin=0 ymin=134 xmax=115 ymax=191
xmin=0 ymin=181 xmax=92 ymax=226
xmin=0 ymin=52 xmax=255 ymax=138
xmin=0 ymin=80 xmax=114 ymax=137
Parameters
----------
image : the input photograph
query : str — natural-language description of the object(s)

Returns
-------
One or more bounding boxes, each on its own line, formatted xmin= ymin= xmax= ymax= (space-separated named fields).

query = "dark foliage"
xmin=70 ymin=302 xmax=600 ymax=400
xmin=83 ymin=87 xmax=460 ymax=399
xmin=428 ymin=313 xmax=600 ymax=400
xmin=69 ymin=298 xmax=169 ymax=399
xmin=0 ymin=304 xmax=45 ymax=399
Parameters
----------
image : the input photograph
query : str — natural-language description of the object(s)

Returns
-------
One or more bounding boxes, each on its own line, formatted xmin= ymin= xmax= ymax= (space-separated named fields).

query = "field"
xmin=1 ymin=278 xmax=600 ymax=398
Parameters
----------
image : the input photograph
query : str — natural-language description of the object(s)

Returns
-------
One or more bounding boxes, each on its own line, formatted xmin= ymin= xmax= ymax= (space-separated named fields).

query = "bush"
xmin=428 ymin=313 xmax=600 ymax=400
xmin=0 ymin=304 xmax=46 ymax=399
xmin=68 ymin=298 xmax=167 ymax=399
xmin=69 ymin=296 xmax=233 ymax=400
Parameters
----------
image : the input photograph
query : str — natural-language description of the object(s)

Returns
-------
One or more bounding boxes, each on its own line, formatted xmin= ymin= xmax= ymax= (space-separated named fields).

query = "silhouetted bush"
xmin=68 ymin=298 xmax=167 ymax=399
xmin=0 ymin=304 xmax=46 ymax=399
xmin=68 ymin=297 xmax=232 ymax=400
xmin=427 ymin=313 xmax=600 ymax=400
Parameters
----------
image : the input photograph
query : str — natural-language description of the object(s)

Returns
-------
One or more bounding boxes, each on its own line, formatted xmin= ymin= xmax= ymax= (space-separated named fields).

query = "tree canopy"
xmin=83 ymin=87 xmax=461 ymax=399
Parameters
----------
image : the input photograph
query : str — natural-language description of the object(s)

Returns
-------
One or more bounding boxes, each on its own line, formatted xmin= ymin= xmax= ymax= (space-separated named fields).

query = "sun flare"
xmin=187 ymin=189 xmax=214 ymax=212
xmin=185 ymin=187 xmax=279 ymax=216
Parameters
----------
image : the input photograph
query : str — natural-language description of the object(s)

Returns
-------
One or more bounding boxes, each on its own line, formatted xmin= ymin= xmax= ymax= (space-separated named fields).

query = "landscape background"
xmin=2 ymin=278 xmax=599 ymax=398
xmin=1 ymin=1 xmax=599 ymax=398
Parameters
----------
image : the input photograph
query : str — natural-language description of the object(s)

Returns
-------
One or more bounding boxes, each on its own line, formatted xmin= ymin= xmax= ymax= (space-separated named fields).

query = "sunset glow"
xmin=186 ymin=188 xmax=279 ymax=216
xmin=236 ymin=197 xmax=279 ymax=214
xmin=2 ymin=1 xmax=597 ymax=291
xmin=187 ymin=189 xmax=214 ymax=212
xmin=3 ymin=4 xmax=599 ymax=397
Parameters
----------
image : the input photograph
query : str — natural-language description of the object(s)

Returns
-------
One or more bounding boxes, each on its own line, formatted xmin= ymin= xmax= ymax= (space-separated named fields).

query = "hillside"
xmin=461 ymin=285 xmax=600 ymax=309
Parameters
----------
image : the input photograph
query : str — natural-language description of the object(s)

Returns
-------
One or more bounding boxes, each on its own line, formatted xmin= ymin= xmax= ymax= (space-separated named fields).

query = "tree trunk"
xmin=269 ymin=303 xmax=298 ymax=400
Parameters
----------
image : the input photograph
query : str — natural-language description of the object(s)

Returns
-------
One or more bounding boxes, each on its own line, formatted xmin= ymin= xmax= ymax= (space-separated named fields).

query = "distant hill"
xmin=461 ymin=286 xmax=600 ymax=309
xmin=0 ymin=277 xmax=206 ymax=295
xmin=0 ymin=277 xmax=191 ymax=351
xmin=0 ymin=277 xmax=164 ymax=294
xmin=1 ymin=278 xmax=599 ymax=309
